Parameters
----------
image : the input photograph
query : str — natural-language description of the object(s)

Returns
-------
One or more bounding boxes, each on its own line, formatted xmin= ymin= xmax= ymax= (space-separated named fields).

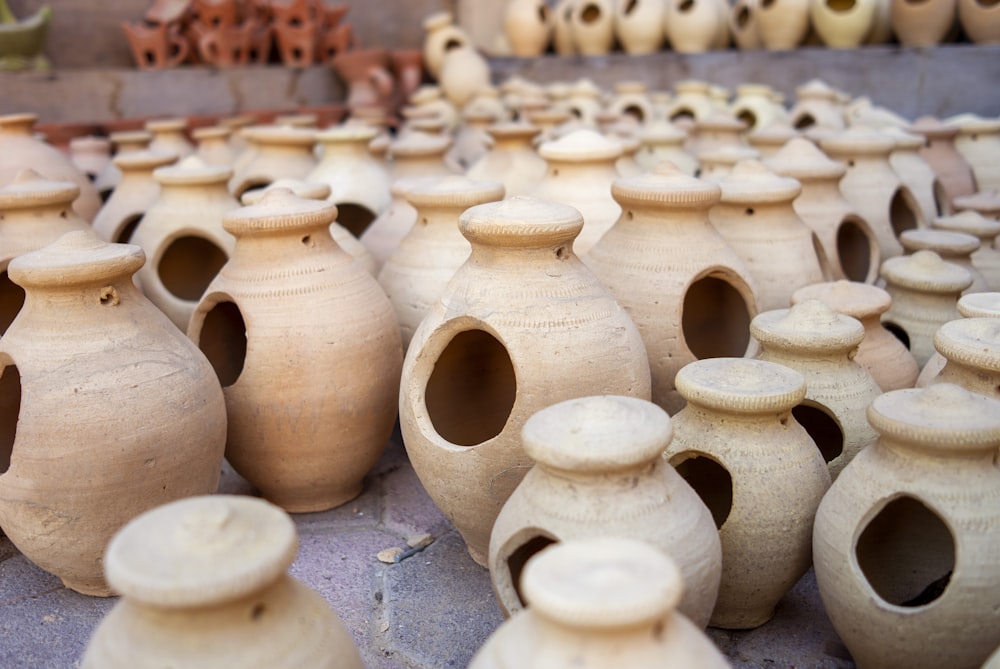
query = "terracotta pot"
xmin=900 ymin=228 xmax=987 ymax=294
xmin=792 ymin=280 xmax=920 ymax=391
xmin=422 ymin=11 xmax=471 ymax=79
xmin=0 ymin=231 xmax=226 ymax=595
xmin=92 ymin=150 xmax=177 ymax=244
xmin=586 ymin=163 xmax=759 ymax=414
xmin=751 ymin=300 xmax=882 ymax=479
xmin=472 ymin=538 xmax=730 ymax=668
xmin=467 ymin=122 xmax=547 ymax=197
xmin=488 ymin=395 xmax=722 ymax=628
xmin=188 ymin=189 xmax=402 ymax=512
xmin=121 ymin=20 xmax=189 ymax=69
xmin=666 ymin=357 xmax=831 ymax=628
xmin=910 ymin=117 xmax=977 ymax=210
xmin=810 ymin=0 xmax=878 ymax=47
xmin=948 ymin=114 xmax=1000 ymax=192
xmin=755 ymin=0 xmax=812 ymax=48
xmin=80 ymin=495 xmax=364 ymax=669
xmin=228 ymin=125 xmax=317 ymax=197
xmin=399 ymin=196 xmax=651 ymax=566
xmin=504 ymin=0 xmax=553 ymax=56
xmin=933 ymin=210 xmax=1000 ymax=291
xmin=330 ymin=48 xmax=395 ymax=115
xmin=615 ymin=0 xmax=666 ymax=53
xmin=890 ymin=0 xmax=957 ymax=46
xmin=813 ymin=384 xmax=1000 ymax=669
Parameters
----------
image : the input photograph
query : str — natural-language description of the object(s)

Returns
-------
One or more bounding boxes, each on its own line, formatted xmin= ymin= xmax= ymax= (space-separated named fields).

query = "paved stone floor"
xmin=0 ymin=427 xmax=855 ymax=668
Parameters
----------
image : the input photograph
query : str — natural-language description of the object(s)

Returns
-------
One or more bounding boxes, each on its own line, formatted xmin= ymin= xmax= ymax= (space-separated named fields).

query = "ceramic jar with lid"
xmin=146 ymin=117 xmax=195 ymax=159
xmin=192 ymin=126 xmax=235 ymax=167
xmin=188 ymin=189 xmax=402 ymax=513
xmin=665 ymin=357 xmax=831 ymax=628
xmin=793 ymin=280 xmax=920 ymax=391
xmin=752 ymin=300 xmax=882 ymax=478
xmin=0 ymin=231 xmax=226 ymax=595
xmin=916 ymin=291 xmax=1000 ymax=386
xmin=880 ymin=250 xmax=973 ymax=367
xmin=400 ymin=196 xmax=651 ymax=566
xmin=488 ymin=395 xmax=722 ymax=627
xmin=472 ymin=538 xmax=730 ymax=669
xmin=883 ymin=126 xmax=948 ymax=223
xmin=636 ymin=119 xmax=698 ymax=175
xmin=94 ymin=130 xmax=153 ymax=193
xmin=92 ymin=150 xmax=178 ymax=244
xmin=229 ymin=126 xmax=317 ymax=197
xmin=900 ymin=228 xmax=987 ymax=294
xmin=947 ymin=114 xmax=1000 ymax=192
xmin=467 ymin=123 xmax=547 ymax=197
xmin=80 ymin=495 xmax=364 ymax=669
xmin=708 ymin=159 xmax=828 ymax=311
xmin=933 ymin=210 xmax=1000 ymax=291
xmin=813 ymin=383 xmax=1000 ymax=669
xmin=910 ymin=117 xmax=977 ymax=209
xmin=586 ymin=163 xmax=760 ymax=414
xmin=918 ymin=318 xmax=1000 ymax=399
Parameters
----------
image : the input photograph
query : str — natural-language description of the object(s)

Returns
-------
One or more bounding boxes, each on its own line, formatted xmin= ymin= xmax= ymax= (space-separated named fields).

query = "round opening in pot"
xmin=159 ymin=236 xmax=228 ymax=302
xmin=197 ymin=300 xmax=247 ymax=388
xmin=682 ymin=274 xmax=753 ymax=359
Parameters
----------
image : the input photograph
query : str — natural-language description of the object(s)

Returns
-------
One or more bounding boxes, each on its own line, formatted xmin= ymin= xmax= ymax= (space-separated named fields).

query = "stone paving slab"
xmin=0 ymin=433 xmax=854 ymax=668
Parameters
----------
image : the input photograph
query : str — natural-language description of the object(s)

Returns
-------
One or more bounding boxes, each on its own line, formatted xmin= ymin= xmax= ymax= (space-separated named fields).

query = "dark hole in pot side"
xmin=507 ymin=535 xmax=557 ymax=608
xmin=117 ymin=213 xmax=144 ymax=244
xmin=837 ymin=218 xmax=874 ymax=282
xmin=671 ymin=454 xmax=733 ymax=529
xmin=336 ymin=203 xmax=377 ymax=238
xmin=682 ymin=275 xmax=753 ymax=360
xmin=792 ymin=402 xmax=844 ymax=464
xmin=198 ymin=301 xmax=247 ymax=388
xmin=0 ymin=272 xmax=25 ymax=336
xmin=883 ymin=321 xmax=910 ymax=349
xmin=0 ymin=364 xmax=20 ymax=475
xmin=159 ymin=236 xmax=228 ymax=302
xmin=890 ymin=189 xmax=920 ymax=239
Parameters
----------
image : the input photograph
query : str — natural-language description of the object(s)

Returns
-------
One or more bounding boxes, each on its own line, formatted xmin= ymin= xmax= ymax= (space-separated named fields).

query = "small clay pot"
xmin=933 ymin=210 xmax=1000 ymax=291
xmin=92 ymin=150 xmax=178 ymax=244
xmin=228 ymin=125 xmax=317 ymax=197
xmin=900 ymin=228 xmax=987 ymax=294
xmin=467 ymin=123 xmax=547 ymax=197
xmin=910 ymin=117 xmax=977 ymax=210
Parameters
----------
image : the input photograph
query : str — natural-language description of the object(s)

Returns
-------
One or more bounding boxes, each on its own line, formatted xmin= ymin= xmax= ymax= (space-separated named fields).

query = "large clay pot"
xmin=504 ymin=0 xmax=553 ymax=56
xmin=813 ymin=384 xmax=1000 ymax=669
xmin=80 ymin=495 xmax=364 ymax=669
xmin=890 ymin=0 xmax=957 ymax=46
xmin=810 ymin=0 xmax=878 ymax=47
xmin=958 ymin=0 xmax=1000 ymax=42
xmin=586 ymin=163 xmax=759 ymax=414
xmin=488 ymin=395 xmax=722 ymax=627
xmin=666 ymin=357 xmax=831 ymax=628
xmin=188 ymin=189 xmax=402 ymax=513
xmin=752 ymin=300 xmax=882 ymax=479
xmin=471 ymin=538 xmax=730 ymax=669
xmin=0 ymin=231 xmax=226 ymax=595
xmin=467 ymin=123 xmax=548 ymax=196
xmin=399 ymin=196 xmax=651 ymax=566
xmin=92 ymin=150 xmax=178 ymax=244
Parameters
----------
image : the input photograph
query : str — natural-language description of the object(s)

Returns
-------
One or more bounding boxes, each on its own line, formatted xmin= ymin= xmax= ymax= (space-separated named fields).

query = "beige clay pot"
xmin=400 ymin=196 xmax=651 ymax=566
xmin=570 ymin=0 xmax=616 ymax=54
xmin=504 ymin=0 xmax=553 ymax=56
xmin=472 ymin=538 xmax=730 ymax=669
xmin=809 ymin=0 xmax=878 ymax=48
xmin=890 ymin=0 xmax=957 ymax=46
xmin=915 ymin=291 xmax=1000 ymax=387
xmin=488 ymin=395 xmax=723 ymax=628
xmin=229 ymin=125 xmax=317 ymax=197
xmin=191 ymin=125 xmax=235 ymax=167
xmin=883 ymin=126 xmax=950 ymax=224
xmin=666 ymin=357 xmax=831 ymax=629
xmin=947 ymin=115 xmax=1000 ymax=192
xmin=664 ymin=0 xmax=730 ymax=52
xmin=900 ymin=228 xmax=988 ymax=294
xmin=94 ymin=129 xmax=153 ymax=194
xmin=189 ymin=189 xmax=402 ymax=513
xmin=813 ymin=383 xmax=1000 ymax=669
xmin=80 ymin=495 xmax=364 ymax=669
xmin=636 ymin=119 xmax=698 ymax=175
xmin=910 ymin=117 xmax=977 ymax=210
xmin=92 ymin=150 xmax=177 ymax=244
xmin=614 ymin=0 xmax=666 ymax=53
xmin=466 ymin=123 xmax=547 ymax=197
xmin=145 ymin=118 xmax=195 ymax=159
xmin=787 ymin=79 xmax=846 ymax=132
xmin=422 ymin=11 xmax=471 ymax=80
xmin=919 ymin=317 xmax=1000 ymax=399
xmin=933 ymin=210 xmax=1000 ymax=291
xmin=755 ymin=0 xmax=812 ymax=48
xmin=0 ymin=231 xmax=226 ymax=595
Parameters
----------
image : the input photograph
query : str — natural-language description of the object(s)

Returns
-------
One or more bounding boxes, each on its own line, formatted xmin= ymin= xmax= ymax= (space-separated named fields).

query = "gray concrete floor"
xmin=0 ymin=428 xmax=855 ymax=668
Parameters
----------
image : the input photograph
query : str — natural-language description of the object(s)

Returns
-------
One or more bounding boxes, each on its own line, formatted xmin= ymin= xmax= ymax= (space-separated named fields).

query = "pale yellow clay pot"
xmin=438 ymin=46 xmax=492 ymax=109
xmin=910 ymin=117 xmax=977 ymax=210
xmin=813 ymin=383 xmax=1000 ymax=669
xmin=306 ymin=125 xmax=392 ymax=239
xmin=664 ymin=0 xmax=729 ymax=52
xmin=80 ymin=495 xmax=364 ymax=669
xmin=614 ymin=0 xmax=666 ymax=53
xmin=766 ymin=137 xmax=880 ymax=283
xmin=229 ymin=125 xmax=317 ymax=197
xmin=809 ymin=0 xmax=878 ymax=47
xmin=400 ymin=196 xmax=651 ymax=566
xmin=730 ymin=84 xmax=789 ymax=133
xmin=504 ymin=0 xmax=553 ymax=56
xmin=466 ymin=123 xmax=547 ymax=197
xmin=948 ymin=115 xmax=1000 ymax=191
xmin=488 ymin=395 xmax=722 ymax=628
xmin=709 ymin=159 xmax=828 ymax=311
xmin=666 ymin=357 xmax=831 ymax=628
xmin=793 ymin=280 xmax=919 ymax=391
xmin=189 ymin=189 xmax=402 ymax=513
xmin=755 ymin=0 xmax=811 ymax=48
xmin=900 ymin=228 xmax=987 ymax=294
xmin=752 ymin=300 xmax=882 ymax=479
xmin=933 ymin=210 xmax=1000 ymax=291
xmin=378 ymin=177 xmax=505 ymax=349
xmin=472 ymin=538 xmax=730 ymax=669
xmin=586 ymin=163 xmax=759 ymax=414
xmin=880 ymin=249 xmax=973 ymax=367
xmin=129 ymin=156 xmax=238 ymax=332
xmin=146 ymin=117 xmax=195 ymax=159
xmin=0 ymin=231 xmax=226 ymax=595
xmin=821 ymin=126 xmax=926 ymax=261
xmin=0 ymin=170 xmax=92 ymax=333
xmin=570 ymin=0 xmax=616 ymax=54
xmin=92 ymin=150 xmax=177 ymax=244
xmin=422 ymin=11 xmax=471 ymax=80
xmin=0 ymin=113 xmax=102 ymax=222
xmin=94 ymin=130 xmax=153 ymax=194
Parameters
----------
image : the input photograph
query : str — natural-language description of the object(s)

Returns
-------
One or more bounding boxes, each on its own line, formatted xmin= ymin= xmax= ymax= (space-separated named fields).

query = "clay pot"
xmin=867 ymin=0 xmax=895 ymax=40
xmin=910 ymin=117 xmax=977 ymax=209
xmin=467 ymin=122 xmax=547 ymax=196
xmin=192 ymin=125 xmax=235 ymax=167
xmin=449 ymin=110 xmax=495 ymax=172
xmin=900 ymin=228 xmax=987 ymax=294
xmin=666 ymin=357 xmax=831 ymax=628
xmin=813 ymin=384 xmax=1000 ymax=669
xmin=228 ymin=125 xmax=317 ymax=197
xmin=552 ymin=0 xmax=578 ymax=54
xmin=690 ymin=112 xmax=748 ymax=156
xmin=0 ymin=113 xmax=102 ymax=222
xmin=880 ymin=249 xmax=973 ymax=367
xmin=569 ymin=0 xmax=616 ymax=54
xmin=69 ymin=135 xmax=112 ymax=182
xmin=730 ymin=0 xmax=764 ymax=49
xmin=532 ymin=129 xmax=623 ymax=257
xmin=915 ymin=291 xmax=1000 ymax=387
xmin=810 ymin=0 xmax=878 ymax=47
xmin=378 ymin=177 xmax=505 ymax=349
xmin=664 ymin=0 xmax=729 ymax=52
xmin=729 ymin=84 xmax=788 ymax=133
xmin=472 ymin=538 xmax=730 ymax=669
xmin=422 ymin=11 xmax=471 ymax=79
xmin=399 ymin=196 xmax=651 ymax=566
xmin=504 ymin=0 xmax=553 ymax=56
xmin=489 ymin=395 xmax=722 ymax=628
xmin=958 ymin=0 xmax=1000 ymax=41
xmin=331 ymin=48 xmax=395 ymax=115
xmin=92 ymin=150 xmax=177 ymax=244
xmin=636 ymin=119 xmax=697 ymax=175
xmin=920 ymin=318 xmax=1000 ymax=399
xmin=0 ymin=231 xmax=226 ymax=595
xmin=0 ymin=170 xmax=93 ymax=333
xmin=765 ymin=137 xmax=880 ymax=284
xmin=80 ymin=495 xmax=364 ymax=669
xmin=793 ymin=280 xmax=920 ymax=391
xmin=586 ymin=163 xmax=759 ymax=414
xmin=788 ymin=79 xmax=846 ymax=132
xmin=933 ymin=210 xmax=1000 ymax=291
xmin=884 ymin=126 xmax=949 ymax=223
xmin=746 ymin=120 xmax=800 ymax=158
xmin=755 ymin=0 xmax=812 ymax=48
xmin=948 ymin=115 xmax=1000 ymax=192
xmin=708 ymin=159 xmax=829 ymax=311
xmin=954 ymin=190 xmax=1000 ymax=223
xmin=188 ymin=189 xmax=402 ymax=512
xmin=145 ymin=118 xmax=194 ymax=159
xmin=615 ymin=0 xmax=666 ymax=53
xmin=121 ymin=20 xmax=189 ymax=70
xmin=129 ymin=156 xmax=238 ymax=332
xmin=93 ymin=130 xmax=153 ymax=193
xmin=890 ymin=0 xmax=957 ymax=46
xmin=751 ymin=300 xmax=882 ymax=479
xmin=438 ymin=46 xmax=491 ymax=109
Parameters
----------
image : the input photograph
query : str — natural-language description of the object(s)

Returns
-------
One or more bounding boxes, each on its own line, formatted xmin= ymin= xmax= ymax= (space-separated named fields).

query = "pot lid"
xmin=958 ymin=292 xmax=1000 ymax=318
xmin=933 ymin=210 xmax=1000 ymax=241
xmin=538 ymin=129 xmax=623 ymax=163
xmin=9 ymin=229 xmax=144 ymax=288
xmin=868 ymin=383 xmax=1000 ymax=452
xmin=765 ymin=137 xmax=845 ymax=180
xmin=934 ymin=318 xmax=1000 ymax=373
xmin=223 ymin=187 xmax=337 ymax=236
xmin=717 ymin=159 xmax=801 ymax=203
xmin=459 ymin=195 xmax=582 ymax=249
xmin=751 ymin=299 xmax=865 ymax=353
xmin=0 ymin=168 xmax=78 ymax=210
xmin=113 ymin=149 xmax=178 ymax=171
xmin=241 ymin=178 xmax=331 ymax=204
xmin=880 ymin=250 xmax=973 ymax=293
xmin=154 ymin=155 xmax=232 ymax=185
xmin=791 ymin=280 xmax=892 ymax=319
xmin=611 ymin=161 xmax=721 ymax=208
xmin=675 ymin=357 xmax=806 ymax=414
xmin=900 ymin=228 xmax=980 ymax=257
xmin=404 ymin=175 xmax=504 ymax=210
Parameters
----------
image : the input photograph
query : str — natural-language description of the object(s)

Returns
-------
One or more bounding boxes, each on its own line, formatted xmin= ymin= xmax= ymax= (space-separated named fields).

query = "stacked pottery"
xmin=92 ymin=150 xmax=178 ymax=244
xmin=665 ymin=358 xmax=831 ymax=628
xmin=399 ymin=196 xmax=651 ymax=566
xmin=472 ymin=539 xmax=730 ymax=669
xmin=751 ymin=300 xmax=882 ymax=479
xmin=229 ymin=125 xmax=317 ymax=197
xmin=813 ymin=384 xmax=1000 ymax=669
xmin=880 ymin=250 xmax=973 ymax=367
xmin=910 ymin=117 xmax=978 ymax=209
xmin=80 ymin=495 xmax=364 ymax=669
xmin=188 ymin=189 xmax=402 ymax=513
xmin=933 ymin=210 xmax=1000 ymax=290
xmin=0 ymin=170 xmax=92 ymax=332
xmin=586 ymin=163 xmax=760 ymax=414
xmin=708 ymin=159 xmax=828 ymax=311
xmin=466 ymin=123 xmax=547 ymax=197
xmin=900 ymin=228 xmax=987 ymax=294
xmin=0 ymin=231 xmax=226 ymax=595
xmin=793 ymin=281 xmax=920 ymax=391
xmin=488 ymin=395 xmax=722 ymax=628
